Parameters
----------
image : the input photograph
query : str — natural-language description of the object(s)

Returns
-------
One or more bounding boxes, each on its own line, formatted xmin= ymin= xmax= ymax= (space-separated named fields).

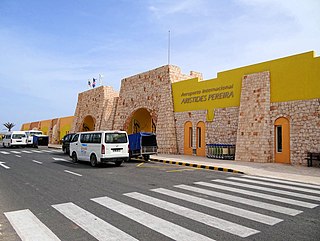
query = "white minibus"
xmin=69 ymin=130 xmax=129 ymax=167
xmin=2 ymin=131 xmax=27 ymax=148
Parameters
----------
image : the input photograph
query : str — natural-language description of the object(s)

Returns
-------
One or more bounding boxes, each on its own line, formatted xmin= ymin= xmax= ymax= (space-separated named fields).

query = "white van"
xmin=2 ymin=131 xmax=27 ymax=148
xmin=69 ymin=130 xmax=129 ymax=167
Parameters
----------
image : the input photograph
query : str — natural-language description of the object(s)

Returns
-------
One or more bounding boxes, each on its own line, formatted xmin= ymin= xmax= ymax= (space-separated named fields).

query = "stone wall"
xmin=174 ymin=107 xmax=239 ymax=155
xmin=71 ymin=86 xmax=119 ymax=133
xmin=174 ymin=110 xmax=207 ymax=154
xmin=207 ymin=107 xmax=239 ymax=145
xmin=235 ymin=72 xmax=272 ymax=163
xmin=271 ymin=99 xmax=320 ymax=165
xmin=113 ymin=65 xmax=196 ymax=154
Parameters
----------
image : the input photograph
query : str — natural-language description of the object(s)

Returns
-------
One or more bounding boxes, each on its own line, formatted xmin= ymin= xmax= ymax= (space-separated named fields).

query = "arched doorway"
xmin=184 ymin=121 xmax=193 ymax=155
xmin=126 ymin=108 xmax=154 ymax=134
xmin=196 ymin=121 xmax=206 ymax=156
xmin=81 ymin=115 xmax=95 ymax=132
xmin=274 ymin=117 xmax=290 ymax=164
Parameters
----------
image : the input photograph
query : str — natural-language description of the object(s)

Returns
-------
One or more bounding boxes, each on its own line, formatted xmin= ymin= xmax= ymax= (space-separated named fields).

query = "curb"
xmin=149 ymin=157 xmax=245 ymax=174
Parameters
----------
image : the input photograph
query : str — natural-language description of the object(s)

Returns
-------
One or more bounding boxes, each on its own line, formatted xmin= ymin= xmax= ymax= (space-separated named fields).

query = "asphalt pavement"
xmin=49 ymin=144 xmax=320 ymax=185
xmin=1 ymin=146 xmax=319 ymax=241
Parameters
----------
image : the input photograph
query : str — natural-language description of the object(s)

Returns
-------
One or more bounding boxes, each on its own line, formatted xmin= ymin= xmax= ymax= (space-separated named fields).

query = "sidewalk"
xmin=150 ymin=154 xmax=320 ymax=185
xmin=48 ymin=144 xmax=320 ymax=185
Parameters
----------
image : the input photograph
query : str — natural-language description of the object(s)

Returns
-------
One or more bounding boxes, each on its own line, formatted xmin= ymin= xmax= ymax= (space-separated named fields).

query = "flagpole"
xmin=168 ymin=30 xmax=171 ymax=65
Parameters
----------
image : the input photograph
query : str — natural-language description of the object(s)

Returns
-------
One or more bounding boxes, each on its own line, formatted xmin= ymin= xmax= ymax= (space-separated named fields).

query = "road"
xmin=0 ymin=147 xmax=320 ymax=241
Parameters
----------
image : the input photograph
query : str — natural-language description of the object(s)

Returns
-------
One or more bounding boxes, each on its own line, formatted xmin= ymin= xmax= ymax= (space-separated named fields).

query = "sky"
xmin=0 ymin=0 xmax=319 ymax=131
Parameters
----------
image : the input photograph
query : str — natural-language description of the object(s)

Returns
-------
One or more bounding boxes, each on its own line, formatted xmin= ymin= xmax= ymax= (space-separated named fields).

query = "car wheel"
xmin=71 ymin=152 xmax=78 ymax=163
xmin=115 ymin=161 xmax=123 ymax=167
xmin=90 ymin=154 xmax=98 ymax=167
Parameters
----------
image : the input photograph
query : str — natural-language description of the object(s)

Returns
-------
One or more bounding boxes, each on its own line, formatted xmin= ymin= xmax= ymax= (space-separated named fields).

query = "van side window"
xmin=92 ymin=133 xmax=101 ymax=143
xmin=80 ymin=133 xmax=91 ymax=143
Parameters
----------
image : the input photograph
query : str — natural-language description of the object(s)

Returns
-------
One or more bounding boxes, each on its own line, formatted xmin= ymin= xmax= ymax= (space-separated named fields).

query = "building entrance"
xmin=126 ymin=108 xmax=155 ymax=134
xmin=274 ymin=117 xmax=290 ymax=164
xmin=196 ymin=121 xmax=206 ymax=156
xmin=184 ymin=121 xmax=193 ymax=155
xmin=81 ymin=115 xmax=95 ymax=132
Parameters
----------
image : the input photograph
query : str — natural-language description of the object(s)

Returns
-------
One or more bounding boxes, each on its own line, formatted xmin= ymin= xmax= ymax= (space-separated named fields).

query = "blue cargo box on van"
xmin=32 ymin=135 xmax=49 ymax=148
xmin=128 ymin=132 xmax=157 ymax=161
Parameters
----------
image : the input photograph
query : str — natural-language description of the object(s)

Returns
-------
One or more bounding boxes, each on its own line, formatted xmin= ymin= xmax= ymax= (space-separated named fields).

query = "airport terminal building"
xmin=22 ymin=51 xmax=320 ymax=166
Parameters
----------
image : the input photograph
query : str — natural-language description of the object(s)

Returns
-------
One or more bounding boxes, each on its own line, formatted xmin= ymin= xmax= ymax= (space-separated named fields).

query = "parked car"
xmin=69 ymin=130 xmax=129 ymax=167
xmin=62 ymin=133 xmax=76 ymax=154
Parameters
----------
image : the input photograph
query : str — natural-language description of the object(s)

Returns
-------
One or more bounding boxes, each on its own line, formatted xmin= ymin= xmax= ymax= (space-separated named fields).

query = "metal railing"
xmin=206 ymin=144 xmax=236 ymax=160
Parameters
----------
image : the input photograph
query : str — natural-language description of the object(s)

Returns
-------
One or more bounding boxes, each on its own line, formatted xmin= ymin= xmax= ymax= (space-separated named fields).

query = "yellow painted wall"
xmin=172 ymin=51 xmax=320 ymax=120
xmin=21 ymin=123 xmax=31 ymax=131
xmin=39 ymin=119 xmax=51 ymax=135
xmin=59 ymin=116 xmax=74 ymax=140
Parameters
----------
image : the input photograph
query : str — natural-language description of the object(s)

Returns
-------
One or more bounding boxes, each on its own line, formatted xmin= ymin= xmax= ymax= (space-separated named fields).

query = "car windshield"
xmin=105 ymin=133 xmax=127 ymax=143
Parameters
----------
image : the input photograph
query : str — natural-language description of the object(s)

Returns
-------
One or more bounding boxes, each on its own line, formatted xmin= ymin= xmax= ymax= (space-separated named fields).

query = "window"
xmin=189 ymin=127 xmax=193 ymax=148
xmin=12 ymin=134 xmax=26 ymax=139
xmin=276 ymin=126 xmax=282 ymax=153
xmin=197 ymin=127 xmax=202 ymax=148
xmin=71 ymin=134 xmax=79 ymax=142
xmin=105 ymin=133 xmax=127 ymax=143
xmin=92 ymin=133 xmax=102 ymax=143
xmin=80 ymin=133 xmax=92 ymax=143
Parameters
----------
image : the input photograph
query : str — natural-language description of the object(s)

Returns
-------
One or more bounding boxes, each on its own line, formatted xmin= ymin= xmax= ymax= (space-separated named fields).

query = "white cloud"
xmin=148 ymin=0 xmax=208 ymax=17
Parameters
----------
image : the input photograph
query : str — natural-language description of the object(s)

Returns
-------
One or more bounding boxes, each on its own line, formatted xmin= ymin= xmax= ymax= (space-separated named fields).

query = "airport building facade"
xmin=22 ymin=51 xmax=320 ymax=166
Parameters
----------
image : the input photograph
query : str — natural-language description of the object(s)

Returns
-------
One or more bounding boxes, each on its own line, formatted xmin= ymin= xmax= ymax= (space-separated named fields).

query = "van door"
xmin=79 ymin=133 xmax=90 ymax=161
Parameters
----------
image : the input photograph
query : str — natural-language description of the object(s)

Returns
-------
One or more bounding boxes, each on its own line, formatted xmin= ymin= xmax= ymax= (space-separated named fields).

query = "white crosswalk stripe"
xmin=0 ymin=151 xmax=10 ymax=154
xmin=175 ymin=184 xmax=302 ymax=216
xmin=125 ymin=192 xmax=259 ymax=237
xmin=152 ymin=188 xmax=282 ymax=225
xmin=212 ymin=179 xmax=320 ymax=202
xmin=228 ymin=177 xmax=320 ymax=195
xmin=53 ymin=202 xmax=138 ymax=241
xmin=21 ymin=150 xmax=33 ymax=153
xmin=10 ymin=151 xmax=21 ymax=154
xmin=51 ymin=149 xmax=62 ymax=153
xmin=3 ymin=176 xmax=320 ymax=240
xmin=31 ymin=150 xmax=44 ymax=153
xmin=4 ymin=209 xmax=61 ymax=241
xmin=92 ymin=196 xmax=214 ymax=241
xmin=242 ymin=176 xmax=320 ymax=190
xmin=41 ymin=150 xmax=54 ymax=153
xmin=197 ymin=181 xmax=318 ymax=208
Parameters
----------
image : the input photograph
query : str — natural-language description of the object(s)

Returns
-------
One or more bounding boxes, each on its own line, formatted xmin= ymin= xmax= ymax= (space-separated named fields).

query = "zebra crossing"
xmin=3 ymin=176 xmax=320 ymax=240
xmin=0 ymin=149 xmax=61 ymax=155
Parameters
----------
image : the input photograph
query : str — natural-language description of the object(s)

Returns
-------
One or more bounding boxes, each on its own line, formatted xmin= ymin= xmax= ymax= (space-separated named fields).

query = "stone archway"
xmin=81 ymin=115 xmax=96 ymax=132
xmin=125 ymin=108 xmax=156 ymax=134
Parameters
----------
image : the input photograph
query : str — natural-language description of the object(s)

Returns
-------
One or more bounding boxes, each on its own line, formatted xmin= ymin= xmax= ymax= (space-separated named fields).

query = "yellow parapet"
xmin=172 ymin=51 xmax=320 ymax=121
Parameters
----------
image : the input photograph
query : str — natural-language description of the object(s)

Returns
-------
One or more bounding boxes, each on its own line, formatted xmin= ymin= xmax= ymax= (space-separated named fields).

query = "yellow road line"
xmin=136 ymin=162 xmax=144 ymax=167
